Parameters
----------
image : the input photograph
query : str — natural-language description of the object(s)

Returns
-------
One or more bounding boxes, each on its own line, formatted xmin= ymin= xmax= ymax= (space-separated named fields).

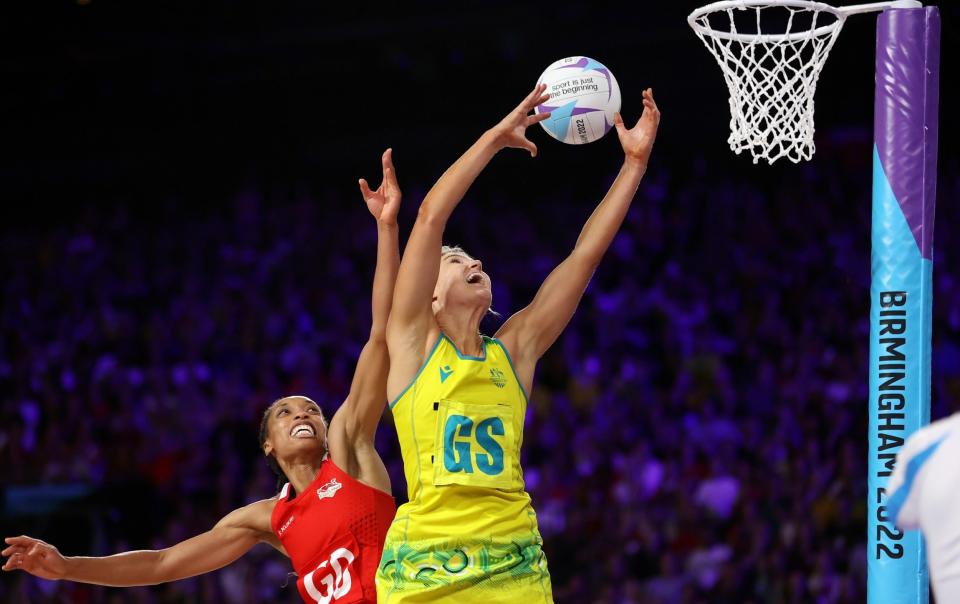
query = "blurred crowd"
xmin=2 ymin=147 xmax=959 ymax=604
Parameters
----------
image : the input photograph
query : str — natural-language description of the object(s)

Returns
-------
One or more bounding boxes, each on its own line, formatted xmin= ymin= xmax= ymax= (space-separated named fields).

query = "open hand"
xmin=359 ymin=148 xmax=402 ymax=225
xmin=2 ymin=536 xmax=68 ymax=580
xmin=614 ymin=88 xmax=661 ymax=168
xmin=488 ymin=84 xmax=552 ymax=157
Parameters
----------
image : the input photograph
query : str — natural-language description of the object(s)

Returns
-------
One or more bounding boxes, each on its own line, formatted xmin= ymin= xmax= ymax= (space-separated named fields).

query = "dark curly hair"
xmin=259 ymin=399 xmax=292 ymax=494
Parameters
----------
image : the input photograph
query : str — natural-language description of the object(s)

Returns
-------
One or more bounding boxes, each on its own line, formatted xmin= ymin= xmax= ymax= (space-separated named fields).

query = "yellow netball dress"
xmin=376 ymin=334 xmax=553 ymax=603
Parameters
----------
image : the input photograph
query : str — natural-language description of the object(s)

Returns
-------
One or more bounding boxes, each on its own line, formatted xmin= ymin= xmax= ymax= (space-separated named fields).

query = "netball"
xmin=535 ymin=56 xmax=621 ymax=145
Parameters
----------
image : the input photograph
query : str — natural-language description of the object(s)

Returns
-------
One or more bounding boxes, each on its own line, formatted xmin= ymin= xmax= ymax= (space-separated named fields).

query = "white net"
xmin=689 ymin=2 xmax=848 ymax=164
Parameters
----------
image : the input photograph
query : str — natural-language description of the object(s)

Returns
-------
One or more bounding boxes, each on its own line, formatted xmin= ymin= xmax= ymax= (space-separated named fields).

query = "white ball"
xmin=535 ymin=56 xmax=622 ymax=145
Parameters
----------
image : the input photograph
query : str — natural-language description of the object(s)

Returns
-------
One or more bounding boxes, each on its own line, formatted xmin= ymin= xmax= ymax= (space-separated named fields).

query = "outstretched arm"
xmin=327 ymin=149 xmax=401 ymax=491
xmin=2 ymin=499 xmax=279 ymax=587
xmin=497 ymin=89 xmax=661 ymax=377
xmin=386 ymin=85 xmax=551 ymax=393
xmin=358 ymin=148 xmax=402 ymax=343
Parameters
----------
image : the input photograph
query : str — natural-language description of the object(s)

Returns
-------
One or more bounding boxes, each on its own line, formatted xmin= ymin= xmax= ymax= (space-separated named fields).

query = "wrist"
xmin=480 ymin=128 xmax=506 ymax=151
xmin=61 ymin=556 xmax=76 ymax=580
xmin=623 ymin=156 xmax=648 ymax=173
xmin=377 ymin=218 xmax=399 ymax=229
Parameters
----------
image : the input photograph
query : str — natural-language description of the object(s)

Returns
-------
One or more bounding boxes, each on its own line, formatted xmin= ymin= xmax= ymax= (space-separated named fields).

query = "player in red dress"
xmin=265 ymin=395 xmax=396 ymax=603
xmin=2 ymin=150 xmax=403 ymax=604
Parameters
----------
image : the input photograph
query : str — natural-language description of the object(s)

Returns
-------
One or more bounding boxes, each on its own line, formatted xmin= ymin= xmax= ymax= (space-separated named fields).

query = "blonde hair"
xmin=441 ymin=245 xmax=470 ymax=258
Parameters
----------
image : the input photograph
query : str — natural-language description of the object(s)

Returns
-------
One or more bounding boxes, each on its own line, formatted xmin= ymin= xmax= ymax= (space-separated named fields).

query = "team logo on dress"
xmin=439 ymin=365 xmax=454 ymax=383
xmin=489 ymin=368 xmax=506 ymax=388
xmin=278 ymin=515 xmax=295 ymax=536
xmin=316 ymin=478 xmax=342 ymax=500
xmin=302 ymin=547 xmax=356 ymax=604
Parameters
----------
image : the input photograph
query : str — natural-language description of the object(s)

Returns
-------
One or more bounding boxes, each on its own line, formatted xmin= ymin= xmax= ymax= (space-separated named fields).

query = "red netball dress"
xmin=271 ymin=458 xmax=395 ymax=604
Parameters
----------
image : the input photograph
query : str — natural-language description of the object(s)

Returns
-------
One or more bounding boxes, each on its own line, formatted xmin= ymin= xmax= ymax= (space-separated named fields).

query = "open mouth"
xmin=465 ymin=272 xmax=483 ymax=285
xmin=290 ymin=423 xmax=316 ymax=438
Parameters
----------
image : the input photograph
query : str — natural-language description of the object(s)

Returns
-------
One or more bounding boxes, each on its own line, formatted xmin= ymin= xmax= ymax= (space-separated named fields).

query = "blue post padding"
xmin=867 ymin=146 xmax=931 ymax=604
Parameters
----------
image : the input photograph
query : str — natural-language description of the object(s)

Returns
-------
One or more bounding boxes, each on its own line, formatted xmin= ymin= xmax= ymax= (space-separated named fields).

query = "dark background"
xmin=2 ymin=1 xmax=958 ymax=603
xmin=5 ymin=1 xmax=955 ymax=224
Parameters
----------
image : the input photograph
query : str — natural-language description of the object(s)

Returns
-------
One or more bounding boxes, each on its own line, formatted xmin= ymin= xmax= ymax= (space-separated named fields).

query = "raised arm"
xmin=359 ymin=149 xmax=402 ymax=343
xmin=386 ymin=85 xmax=551 ymax=394
xmin=327 ymin=149 xmax=401 ymax=492
xmin=497 ymin=89 xmax=661 ymax=379
xmin=2 ymin=499 xmax=278 ymax=587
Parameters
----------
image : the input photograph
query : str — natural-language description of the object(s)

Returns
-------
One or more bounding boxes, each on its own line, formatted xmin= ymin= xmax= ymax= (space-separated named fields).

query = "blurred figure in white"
xmin=888 ymin=412 xmax=960 ymax=603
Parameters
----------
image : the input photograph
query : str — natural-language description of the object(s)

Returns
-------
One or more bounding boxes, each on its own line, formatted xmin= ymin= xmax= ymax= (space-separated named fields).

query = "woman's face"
xmin=262 ymin=396 xmax=328 ymax=463
xmin=433 ymin=251 xmax=492 ymax=314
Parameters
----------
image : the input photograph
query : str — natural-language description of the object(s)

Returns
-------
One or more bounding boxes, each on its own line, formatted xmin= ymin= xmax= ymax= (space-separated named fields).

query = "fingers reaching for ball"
xmin=613 ymin=111 xmax=626 ymax=136
xmin=381 ymin=148 xmax=401 ymax=200
xmin=516 ymin=133 xmax=539 ymax=158
xmin=526 ymin=111 xmax=552 ymax=127
xmin=641 ymin=88 xmax=660 ymax=123
xmin=493 ymin=68 xmax=656 ymax=156
xmin=490 ymin=84 xmax=552 ymax=157
xmin=615 ymin=88 xmax=661 ymax=167
xmin=359 ymin=148 xmax=402 ymax=224
xmin=358 ymin=178 xmax=374 ymax=200
xmin=518 ymin=83 xmax=550 ymax=115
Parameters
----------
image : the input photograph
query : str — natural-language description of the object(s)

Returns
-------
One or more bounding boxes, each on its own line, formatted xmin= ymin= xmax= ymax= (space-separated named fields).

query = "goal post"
xmin=689 ymin=2 xmax=941 ymax=602
xmin=868 ymin=6 xmax=940 ymax=604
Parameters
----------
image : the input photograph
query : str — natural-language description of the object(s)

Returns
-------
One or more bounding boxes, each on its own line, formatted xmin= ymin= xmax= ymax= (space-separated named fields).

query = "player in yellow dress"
xmin=376 ymin=84 xmax=660 ymax=603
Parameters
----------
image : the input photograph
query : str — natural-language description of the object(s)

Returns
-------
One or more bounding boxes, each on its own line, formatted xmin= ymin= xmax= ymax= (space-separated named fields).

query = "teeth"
xmin=466 ymin=273 xmax=482 ymax=284
xmin=290 ymin=424 xmax=315 ymax=437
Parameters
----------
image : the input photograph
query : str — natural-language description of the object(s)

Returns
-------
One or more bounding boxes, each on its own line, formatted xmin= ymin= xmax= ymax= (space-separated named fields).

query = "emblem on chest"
xmin=317 ymin=477 xmax=342 ymax=501
xmin=489 ymin=368 xmax=506 ymax=388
